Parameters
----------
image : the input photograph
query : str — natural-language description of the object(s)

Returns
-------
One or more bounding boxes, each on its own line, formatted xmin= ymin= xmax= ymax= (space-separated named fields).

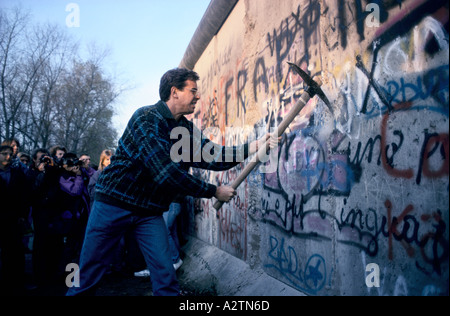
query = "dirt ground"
xmin=22 ymin=254 xmax=215 ymax=296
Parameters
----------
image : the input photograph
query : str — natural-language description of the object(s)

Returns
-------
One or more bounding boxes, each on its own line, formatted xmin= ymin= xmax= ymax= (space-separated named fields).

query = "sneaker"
xmin=134 ymin=269 xmax=150 ymax=277
xmin=173 ymin=259 xmax=183 ymax=271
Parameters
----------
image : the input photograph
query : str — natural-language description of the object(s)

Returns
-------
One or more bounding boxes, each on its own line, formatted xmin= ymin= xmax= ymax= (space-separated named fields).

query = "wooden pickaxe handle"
xmin=213 ymin=77 xmax=322 ymax=210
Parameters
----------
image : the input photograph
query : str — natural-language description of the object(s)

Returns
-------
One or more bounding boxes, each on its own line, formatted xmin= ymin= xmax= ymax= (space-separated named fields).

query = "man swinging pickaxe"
xmin=213 ymin=62 xmax=333 ymax=210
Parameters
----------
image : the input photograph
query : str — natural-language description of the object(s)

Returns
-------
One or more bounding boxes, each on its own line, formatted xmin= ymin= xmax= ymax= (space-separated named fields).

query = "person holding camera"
xmin=58 ymin=153 xmax=91 ymax=270
xmin=0 ymin=145 xmax=32 ymax=295
xmin=29 ymin=148 xmax=66 ymax=287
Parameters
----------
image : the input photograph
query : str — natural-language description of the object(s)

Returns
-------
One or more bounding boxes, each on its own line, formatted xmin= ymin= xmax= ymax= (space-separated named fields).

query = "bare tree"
xmin=54 ymin=55 xmax=120 ymax=155
xmin=24 ymin=24 xmax=78 ymax=149
xmin=1 ymin=6 xmax=122 ymax=157
xmin=0 ymin=6 xmax=29 ymax=142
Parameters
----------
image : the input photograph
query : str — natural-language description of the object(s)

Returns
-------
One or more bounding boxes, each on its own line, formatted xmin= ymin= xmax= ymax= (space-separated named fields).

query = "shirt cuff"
xmin=205 ymin=183 xmax=217 ymax=198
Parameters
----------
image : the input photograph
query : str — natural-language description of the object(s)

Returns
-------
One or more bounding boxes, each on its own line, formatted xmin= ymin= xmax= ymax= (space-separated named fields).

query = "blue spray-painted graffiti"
xmin=265 ymin=235 xmax=329 ymax=294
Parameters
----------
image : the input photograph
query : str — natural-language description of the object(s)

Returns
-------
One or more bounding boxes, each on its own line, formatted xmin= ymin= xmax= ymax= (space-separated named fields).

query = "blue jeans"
xmin=163 ymin=203 xmax=181 ymax=263
xmin=66 ymin=201 xmax=179 ymax=296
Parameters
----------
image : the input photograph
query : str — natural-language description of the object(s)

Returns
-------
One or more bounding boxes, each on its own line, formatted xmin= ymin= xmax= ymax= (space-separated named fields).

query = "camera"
xmin=64 ymin=157 xmax=83 ymax=167
xmin=52 ymin=156 xmax=64 ymax=168
xmin=39 ymin=156 xmax=52 ymax=164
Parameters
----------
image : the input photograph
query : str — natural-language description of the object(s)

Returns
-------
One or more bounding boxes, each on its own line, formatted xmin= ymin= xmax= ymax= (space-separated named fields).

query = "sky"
xmin=0 ymin=0 xmax=211 ymax=136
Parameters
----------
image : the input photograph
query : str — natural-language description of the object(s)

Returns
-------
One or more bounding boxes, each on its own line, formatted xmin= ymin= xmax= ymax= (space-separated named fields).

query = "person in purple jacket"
xmin=58 ymin=153 xmax=91 ymax=273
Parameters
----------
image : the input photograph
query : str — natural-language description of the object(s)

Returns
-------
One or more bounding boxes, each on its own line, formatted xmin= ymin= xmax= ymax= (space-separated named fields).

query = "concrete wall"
xmin=183 ymin=0 xmax=449 ymax=296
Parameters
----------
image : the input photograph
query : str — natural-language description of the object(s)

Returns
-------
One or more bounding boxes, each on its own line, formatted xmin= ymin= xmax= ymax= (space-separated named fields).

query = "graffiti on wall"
xmin=190 ymin=0 xmax=448 ymax=295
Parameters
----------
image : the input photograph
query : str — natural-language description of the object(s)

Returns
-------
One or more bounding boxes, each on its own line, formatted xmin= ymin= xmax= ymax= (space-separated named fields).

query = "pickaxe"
xmin=213 ymin=62 xmax=332 ymax=210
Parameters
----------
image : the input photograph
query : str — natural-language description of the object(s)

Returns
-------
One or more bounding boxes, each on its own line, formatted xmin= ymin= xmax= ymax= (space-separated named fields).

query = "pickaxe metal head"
xmin=287 ymin=62 xmax=333 ymax=115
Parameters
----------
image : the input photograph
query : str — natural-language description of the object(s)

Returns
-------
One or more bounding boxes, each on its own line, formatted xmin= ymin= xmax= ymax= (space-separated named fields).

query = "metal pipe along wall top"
xmin=179 ymin=0 xmax=239 ymax=70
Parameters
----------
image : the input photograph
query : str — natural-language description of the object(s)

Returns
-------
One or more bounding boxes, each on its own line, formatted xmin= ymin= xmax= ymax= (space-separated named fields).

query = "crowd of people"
xmin=0 ymin=136 xmax=187 ymax=296
xmin=0 ymin=138 xmax=139 ymax=294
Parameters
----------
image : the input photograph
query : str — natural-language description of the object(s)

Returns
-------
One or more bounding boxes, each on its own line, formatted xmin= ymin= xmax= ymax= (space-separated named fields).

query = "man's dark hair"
xmin=32 ymin=148 xmax=49 ymax=160
xmin=63 ymin=152 xmax=78 ymax=160
xmin=159 ymin=68 xmax=200 ymax=102
xmin=0 ymin=145 xmax=13 ymax=153
xmin=62 ymin=152 xmax=82 ymax=167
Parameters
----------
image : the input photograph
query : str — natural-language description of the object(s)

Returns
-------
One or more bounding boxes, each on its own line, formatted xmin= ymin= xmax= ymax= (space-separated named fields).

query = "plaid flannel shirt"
xmin=95 ymin=101 xmax=249 ymax=214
